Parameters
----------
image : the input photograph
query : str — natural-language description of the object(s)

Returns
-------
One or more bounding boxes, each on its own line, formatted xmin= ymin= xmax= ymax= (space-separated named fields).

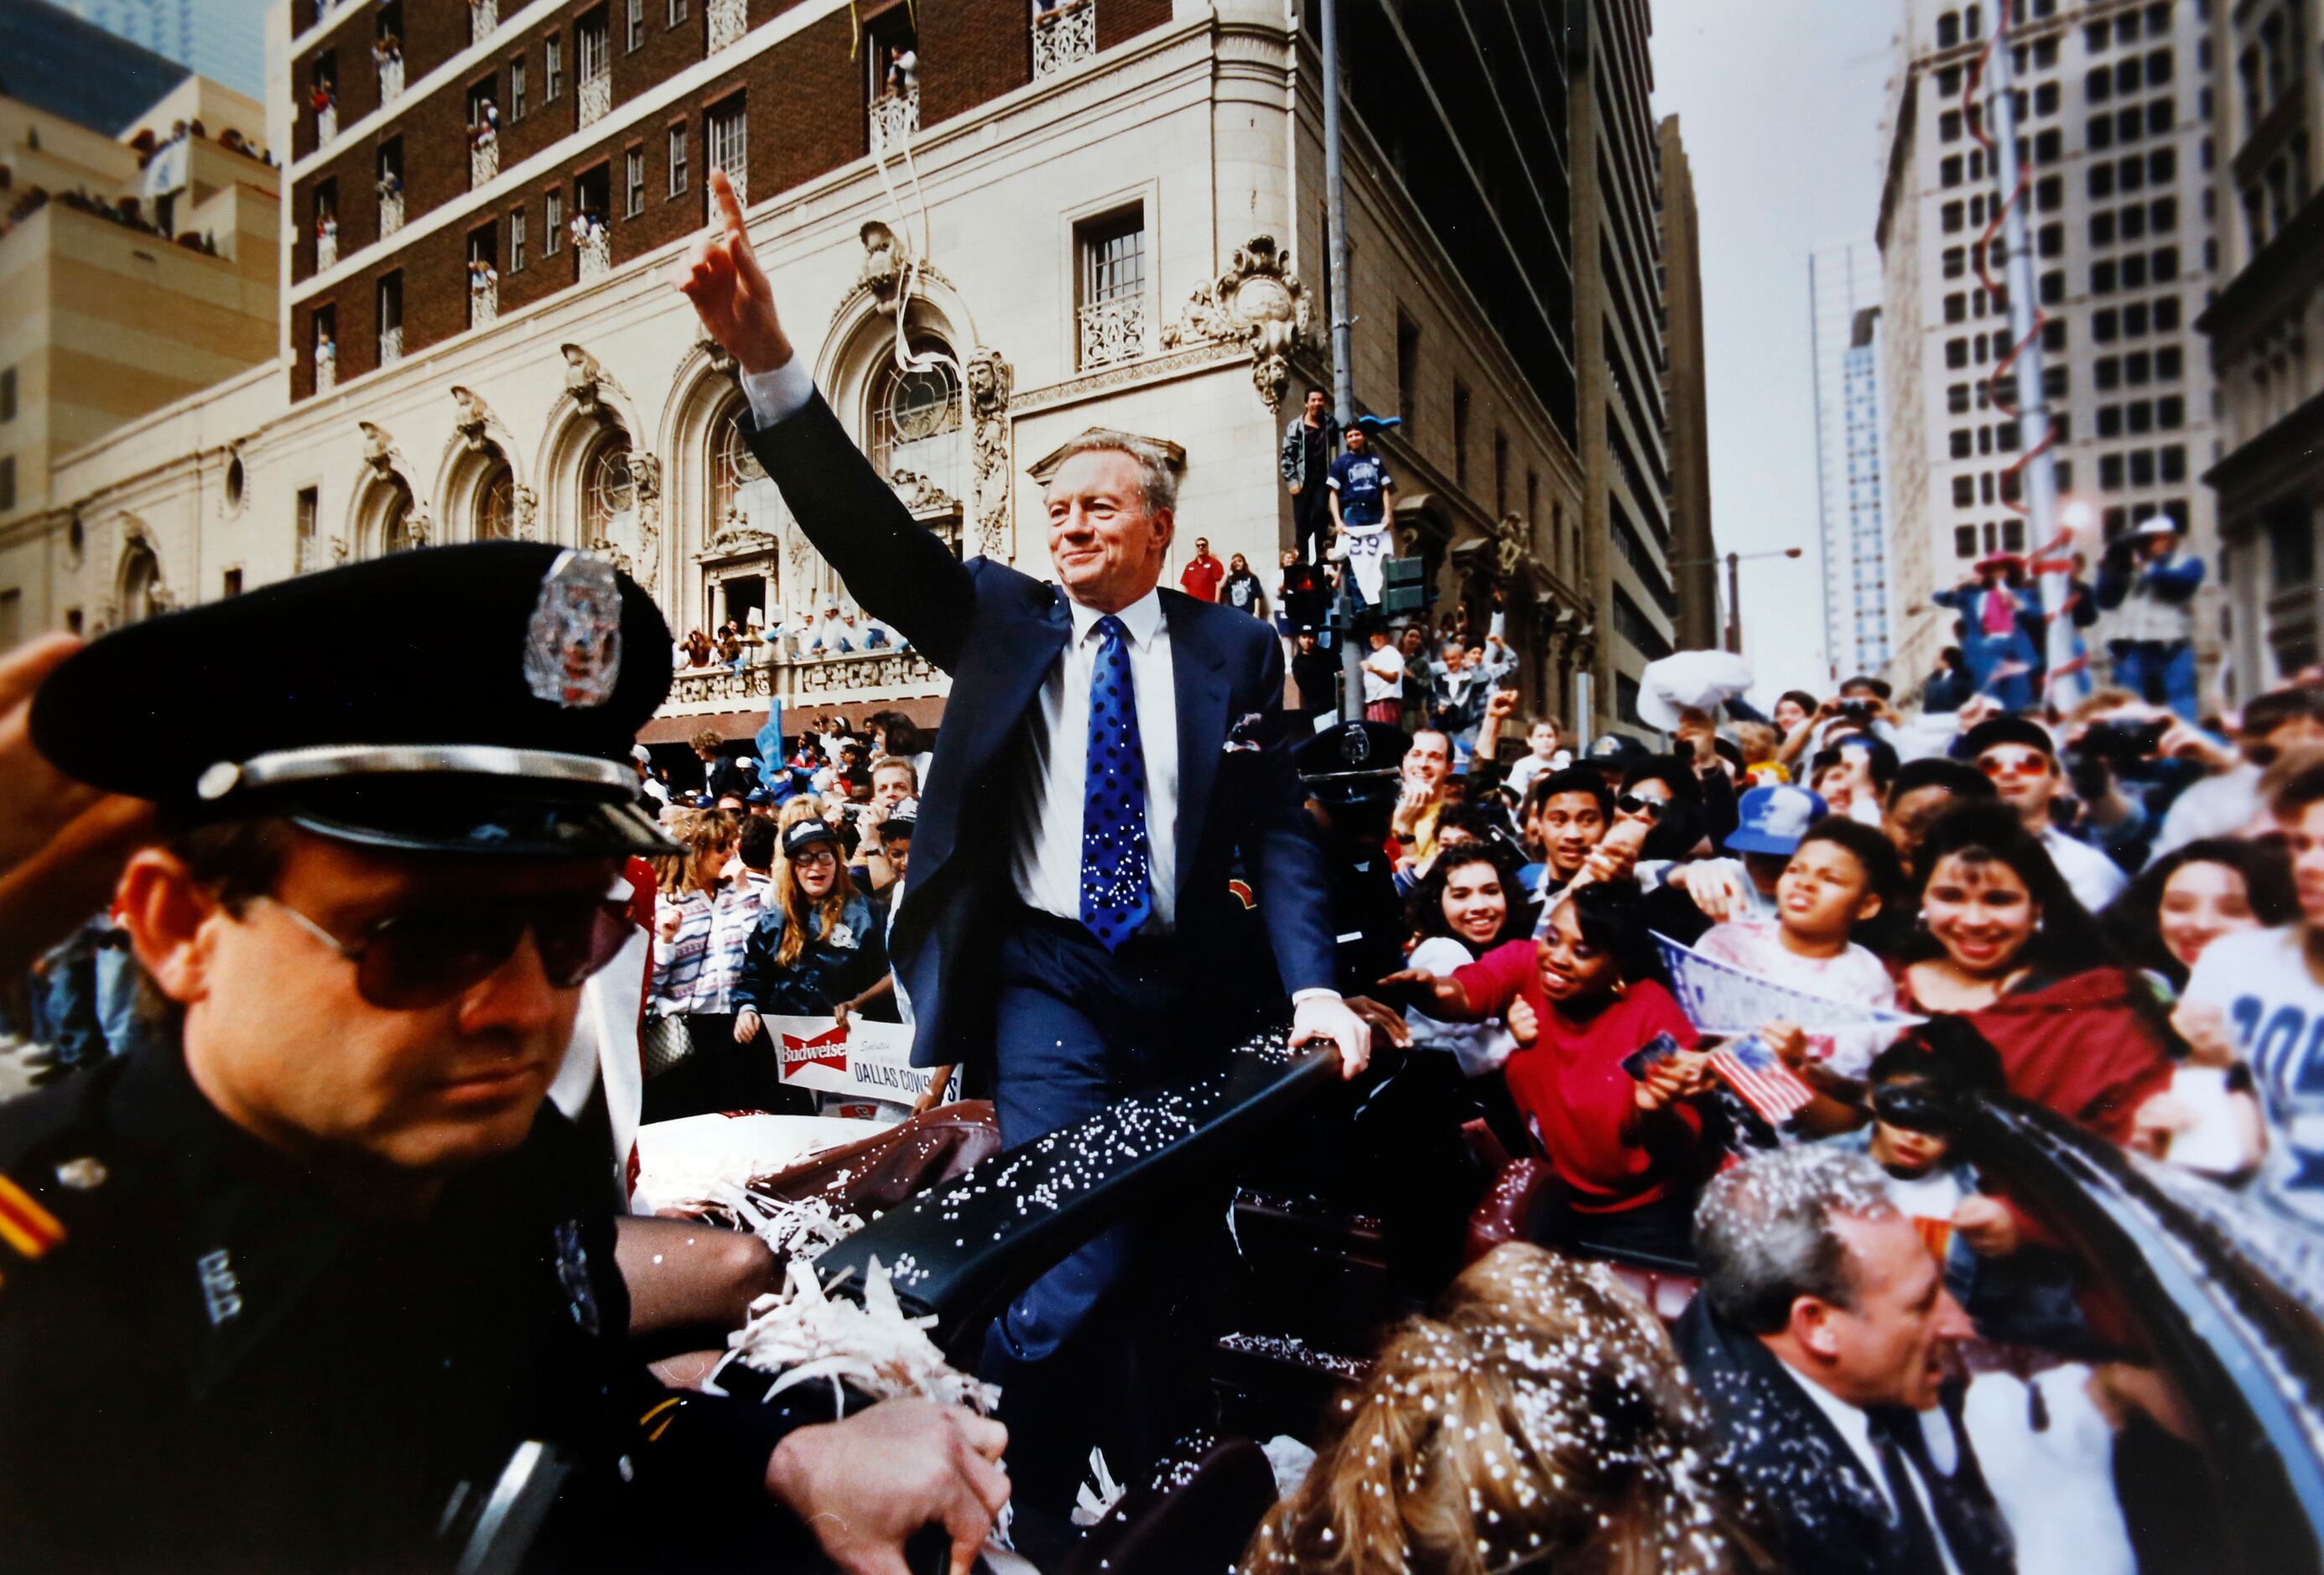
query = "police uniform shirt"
xmin=0 ymin=1042 xmax=803 ymax=1572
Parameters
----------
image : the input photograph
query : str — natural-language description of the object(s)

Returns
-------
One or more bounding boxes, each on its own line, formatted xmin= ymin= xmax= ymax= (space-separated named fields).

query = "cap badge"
xmin=524 ymin=550 xmax=623 ymax=710
xmin=1340 ymin=726 xmax=1371 ymax=767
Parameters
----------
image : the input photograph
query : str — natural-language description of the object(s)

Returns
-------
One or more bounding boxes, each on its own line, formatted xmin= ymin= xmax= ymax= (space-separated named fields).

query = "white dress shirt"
xmin=1776 ymin=1362 xmax=1965 ymax=1575
xmin=1008 ymin=590 xmax=1182 ymax=930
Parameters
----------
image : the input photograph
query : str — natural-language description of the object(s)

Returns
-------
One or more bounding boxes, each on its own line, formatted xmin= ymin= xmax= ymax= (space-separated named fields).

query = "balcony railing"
xmin=378 ymin=325 xmax=403 ymax=366
xmin=579 ymin=226 xmax=611 ymax=280
xmin=316 ymin=222 xmax=338 ymax=270
xmin=706 ymin=0 xmax=746 ymax=52
xmin=665 ymin=646 xmax=946 ymax=713
xmin=470 ymin=0 xmax=497 ymax=43
xmin=1077 ymin=295 xmax=1145 ymax=369
xmin=579 ymin=70 xmax=611 ymax=127
xmin=377 ymin=55 xmax=404 ymax=102
xmin=1032 ymin=1 xmax=1095 ymax=80
xmin=471 ymin=132 xmax=499 ymax=189
xmin=315 ymin=346 xmax=336 ymax=392
xmin=378 ymin=187 xmax=404 ymax=236
xmin=470 ymin=277 xmax=498 ymax=327
xmin=870 ymin=87 xmax=918 ymax=155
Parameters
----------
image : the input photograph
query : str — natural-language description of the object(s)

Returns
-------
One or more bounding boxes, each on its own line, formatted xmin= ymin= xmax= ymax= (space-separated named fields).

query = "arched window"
xmin=380 ymin=478 xmax=418 ymax=553
xmin=119 ymin=540 xmax=162 ymax=621
xmin=710 ymin=402 xmax=768 ymax=533
xmin=582 ymin=430 xmax=634 ymax=544
xmin=477 ymin=458 xmax=517 ymax=538
xmin=869 ymin=340 xmax=962 ymax=501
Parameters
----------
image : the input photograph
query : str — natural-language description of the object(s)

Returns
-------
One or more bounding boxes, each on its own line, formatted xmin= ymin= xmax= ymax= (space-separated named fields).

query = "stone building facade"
xmin=1658 ymin=112 xmax=1717 ymax=654
xmin=1877 ymin=0 xmax=2224 ymax=700
xmin=2199 ymin=0 xmax=2321 ymax=688
xmin=3 ymin=0 xmax=1672 ymax=741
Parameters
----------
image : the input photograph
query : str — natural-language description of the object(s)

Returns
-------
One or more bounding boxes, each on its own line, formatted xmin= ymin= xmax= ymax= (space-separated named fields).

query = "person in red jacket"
xmin=1388 ymin=879 xmax=1719 ymax=1261
xmin=1178 ymin=536 xmax=1225 ymax=601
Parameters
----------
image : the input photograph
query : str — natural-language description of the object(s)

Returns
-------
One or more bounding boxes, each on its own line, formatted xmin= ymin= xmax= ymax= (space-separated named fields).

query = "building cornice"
xmin=2202 ymin=386 xmax=2324 ymax=510
xmin=2197 ymin=187 xmax=2324 ymax=351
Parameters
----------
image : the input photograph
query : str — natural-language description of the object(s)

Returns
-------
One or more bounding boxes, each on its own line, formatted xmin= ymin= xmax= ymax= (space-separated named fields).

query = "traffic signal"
xmin=1380 ymin=555 xmax=1428 ymax=616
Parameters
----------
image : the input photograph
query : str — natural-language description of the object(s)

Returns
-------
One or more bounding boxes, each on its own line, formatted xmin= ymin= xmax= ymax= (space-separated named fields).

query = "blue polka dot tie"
xmin=1080 ymin=613 xmax=1152 ymax=951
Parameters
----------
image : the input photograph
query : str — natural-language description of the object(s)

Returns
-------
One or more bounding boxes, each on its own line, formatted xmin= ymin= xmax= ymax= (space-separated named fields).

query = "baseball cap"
xmin=1726 ymin=785 xmax=1830 ymax=856
xmin=782 ymin=819 xmax=842 ymax=859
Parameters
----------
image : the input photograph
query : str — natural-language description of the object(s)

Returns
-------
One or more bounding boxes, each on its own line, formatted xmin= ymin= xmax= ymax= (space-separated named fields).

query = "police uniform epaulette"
xmin=0 ymin=1058 xmax=131 ymax=1286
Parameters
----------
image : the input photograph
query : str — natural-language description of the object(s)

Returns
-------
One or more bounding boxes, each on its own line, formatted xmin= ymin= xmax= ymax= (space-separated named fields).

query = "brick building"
xmin=3 ymin=0 xmax=1703 ymax=742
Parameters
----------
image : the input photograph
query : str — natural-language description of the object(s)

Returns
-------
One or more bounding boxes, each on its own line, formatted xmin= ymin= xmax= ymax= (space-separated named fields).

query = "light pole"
xmin=1672 ymin=547 xmax=1802 ymax=654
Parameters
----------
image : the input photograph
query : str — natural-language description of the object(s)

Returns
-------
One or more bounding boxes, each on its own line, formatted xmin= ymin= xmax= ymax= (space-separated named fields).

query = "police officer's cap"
xmin=1294 ymin=719 xmax=1408 ymax=807
xmin=32 ymin=543 xmax=678 ymax=858
xmin=1585 ymin=732 xmax=1649 ymax=765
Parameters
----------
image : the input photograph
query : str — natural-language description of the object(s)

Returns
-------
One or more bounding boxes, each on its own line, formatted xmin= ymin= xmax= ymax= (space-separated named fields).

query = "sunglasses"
xmin=257 ymin=893 xmax=635 ymax=1011
xmin=1977 ymin=751 xmax=2051 ymax=778
xmin=1614 ymin=793 xmax=1666 ymax=819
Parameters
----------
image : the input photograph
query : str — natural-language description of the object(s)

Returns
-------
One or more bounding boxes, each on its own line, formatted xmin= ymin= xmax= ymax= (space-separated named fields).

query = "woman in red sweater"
xmin=1387 ymin=880 xmax=1718 ymax=1261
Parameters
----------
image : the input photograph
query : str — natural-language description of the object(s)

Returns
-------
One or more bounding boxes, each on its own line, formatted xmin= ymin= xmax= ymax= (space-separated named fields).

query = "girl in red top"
xmin=1388 ymin=880 xmax=1718 ymax=1261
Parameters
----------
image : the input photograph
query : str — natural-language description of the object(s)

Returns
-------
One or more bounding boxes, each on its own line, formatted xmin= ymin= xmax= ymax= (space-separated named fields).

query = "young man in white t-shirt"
xmin=2181 ymin=759 xmax=2324 ymax=1229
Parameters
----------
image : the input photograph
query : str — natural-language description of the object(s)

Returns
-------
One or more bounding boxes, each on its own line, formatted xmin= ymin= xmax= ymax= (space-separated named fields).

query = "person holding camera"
xmin=2096 ymin=516 xmax=2205 ymax=721
xmin=1933 ymin=553 xmax=2044 ymax=715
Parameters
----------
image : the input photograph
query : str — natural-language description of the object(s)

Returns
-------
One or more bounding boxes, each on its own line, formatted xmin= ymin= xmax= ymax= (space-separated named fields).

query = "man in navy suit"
xmin=677 ymin=171 xmax=1371 ymax=1503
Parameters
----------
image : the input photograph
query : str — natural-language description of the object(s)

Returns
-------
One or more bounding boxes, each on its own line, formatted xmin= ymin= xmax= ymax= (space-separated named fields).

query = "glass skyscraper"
xmin=1809 ymin=240 xmax=1892 ymax=683
xmin=54 ymin=0 xmax=268 ymax=100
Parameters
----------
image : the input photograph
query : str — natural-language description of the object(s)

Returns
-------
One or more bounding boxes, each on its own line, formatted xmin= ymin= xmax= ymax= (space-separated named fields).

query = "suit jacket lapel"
xmin=1170 ymin=608 xmax=1229 ymax=903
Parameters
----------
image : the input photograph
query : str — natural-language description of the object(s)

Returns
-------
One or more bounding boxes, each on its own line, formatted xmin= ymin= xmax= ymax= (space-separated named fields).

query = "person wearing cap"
xmin=1292 ymin=625 xmax=1339 ymax=723
xmin=0 ymin=543 xmax=1011 ymax=1571
xmin=1296 ymin=720 xmax=1417 ymax=999
xmin=1661 ymin=783 xmax=1831 ymax=928
xmin=1932 ymin=554 xmax=2043 ymax=714
xmin=1962 ymin=714 xmax=2129 ymax=913
xmin=725 ymin=819 xmax=889 ymax=1102
xmin=678 ymin=172 xmax=1366 ymax=1512
xmin=2095 ymin=515 xmax=2205 ymax=720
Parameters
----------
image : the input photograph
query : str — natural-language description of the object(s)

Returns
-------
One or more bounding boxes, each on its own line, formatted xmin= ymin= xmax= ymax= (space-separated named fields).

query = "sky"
xmin=1651 ymin=0 xmax=1904 ymax=702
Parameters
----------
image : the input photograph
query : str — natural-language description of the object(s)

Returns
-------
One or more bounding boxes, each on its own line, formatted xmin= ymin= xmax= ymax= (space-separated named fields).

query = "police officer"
xmin=1294 ymin=719 xmax=1413 ymax=1001
xmin=0 ymin=543 xmax=1006 ymax=1572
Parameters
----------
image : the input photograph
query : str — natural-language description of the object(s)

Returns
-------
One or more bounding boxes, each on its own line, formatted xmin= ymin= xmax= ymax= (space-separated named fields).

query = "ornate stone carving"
xmin=1490 ymin=513 xmax=1533 ymax=585
xmin=887 ymin=468 xmax=956 ymax=514
xmin=788 ymin=649 xmax=940 ymax=698
xmin=1160 ymin=234 xmax=1313 ymax=414
xmin=859 ymin=220 xmax=902 ymax=299
xmin=631 ymin=453 xmax=663 ymax=594
xmin=404 ymin=502 xmax=433 ymax=548
xmin=697 ymin=334 xmax=738 ymax=382
xmin=561 ymin=344 xmax=616 ymax=421
xmin=358 ymin=421 xmax=401 ymax=478
xmin=511 ymin=483 xmax=539 ymax=541
xmin=329 ymin=535 xmax=351 ymax=564
xmin=965 ymin=346 xmax=1013 ymax=559
xmin=450 ymin=386 xmax=497 ymax=452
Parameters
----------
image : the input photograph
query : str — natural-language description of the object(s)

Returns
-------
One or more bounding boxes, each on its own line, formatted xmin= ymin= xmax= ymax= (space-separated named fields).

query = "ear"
xmin=1854 ymin=889 xmax=1885 ymax=925
xmin=1791 ymin=1296 xmax=1843 ymax=1360
xmin=1151 ymin=505 xmax=1176 ymax=553
xmin=113 ymin=847 xmax=223 ymax=1008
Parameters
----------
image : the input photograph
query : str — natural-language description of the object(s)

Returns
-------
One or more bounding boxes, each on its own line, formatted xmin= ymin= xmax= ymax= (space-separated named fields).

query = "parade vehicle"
xmin=583 ymin=1033 xmax=2324 ymax=1575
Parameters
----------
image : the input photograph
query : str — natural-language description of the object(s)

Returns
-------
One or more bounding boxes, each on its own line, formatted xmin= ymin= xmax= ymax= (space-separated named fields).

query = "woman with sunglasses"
xmin=730 ymin=819 xmax=889 ymax=1105
xmin=1896 ymin=800 xmax=2174 ymax=1149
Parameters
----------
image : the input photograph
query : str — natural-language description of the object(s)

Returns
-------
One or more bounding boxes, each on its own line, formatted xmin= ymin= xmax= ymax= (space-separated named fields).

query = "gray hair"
xmin=1044 ymin=431 xmax=1181 ymax=517
xmin=1693 ymin=1147 xmax=1898 ymax=1336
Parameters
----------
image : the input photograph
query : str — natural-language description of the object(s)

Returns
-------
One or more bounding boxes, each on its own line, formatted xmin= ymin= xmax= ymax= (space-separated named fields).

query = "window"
xmin=625 ymin=147 xmax=645 ymax=216
xmin=2035 ymin=81 xmax=2058 ymax=114
xmin=1951 ymin=429 xmax=1974 ymax=459
xmin=298 ymin=486 xmax=319 ymax=545
xmin=0 ymin=366 xmax=14 ymax=422
xmin=545 ymin=34 xmax=563 ymax=98
xmin=2040 ymin=270 xmax=2065 ymax=304
xmin=2130 ymin=450 xmax=2157 ymax=486
xmin=2096 ymin=356 xmax=2121 ymax=389
xmin=2156 ymin=345 xmax=2182 ymax=379
xmin=2122 ymin=252 xmax=2148 ymax=288
xmin=2094 ymin=308 xmax=2119 ymax=340
xmin=1942 ymin=201 xmax=1965 ymax=233
xmin=1945 ymin=292 xmax=1968 ymax=324
xmin=668 ymin=0 xmax=685 ymax=20
xmin=1396 ymin=312 xmax=1422 ymax=427
xmin=1946 ymin=337 xmax=1969 ymax=369
xmin=2154 ymin=295 xmax=2179 ymax=330
xmin=2120 ymin=205 xmax=2147 ymax=242
xmin=2147 ymin=47 xmax=2172 ymax=86
xmin=2089 ymin=164 xmax=2115 ymax=199
xmin=706 ymin=98 xmax=746 ymax=194
xmin=1493 ymin=432 xmax=1509 ymax=516
xmin=545 ymin=187 xmax=564 ymax=252
xmin=2151 ymin=245 xmax=2178 ymax=281
xmin=1941 ymin=110 xmax=1963 ymax=141
xmin=668 ymin=124 xmax=688 ymax=195
xmin=1943 ymin=246 xmax=1967 ymax=278
xmin=0 ymin=455 xmax=13 ymax=512
xmin=1942 ymin=154 xmax=1964 ymax=187
xmin=2116 ymin=58 xmax=2141 ymax=95
xmin=510 ymin=206 xmax=526 ymax=270
xmin=2087 ymin=65 xmax=2112 ymax=103
xmin=2098 ymin=403 xmax=2124 ymax=436
xmin=2147 ymin=97 xmax=2173 ymax=133
xmin=2092 ymin=259 xmax=2118 ymax=293
xmin=2035 ymin=127 xmax=2061 ymax=162
xmin=2101 ymin=453 xmax=2125 ymax=489
xmin=1953 ymin=476 xmax=1976 ymax=507
xmin=2043 ymin=319 xmax=2066 ymax=351
xmin=2148 ymin=146 xmax=2175 ymax=184
xmin=2056 ymin=460 xmax=2072 ymax=492
xmin=626 ymin=0 xmax=643 ymax=49
xmin=1955 ymin=524 xmax=1978 ymax=558
xmin=2150 ymin=195 xmax=2176 ymax=233
xmin=2119 ymin=153 xmax=2145 ymax=190
xmin=870 ymin=338 xmax=963 ymax=496
xmin=221 ymin=568 xmax=243 ymax=597
xmin=2128 ymin=400 xmax=2154 ymax=433
xmin=1075 ymin=203 xmax=1146 ymax=365
xmin=511 ymin=57 xmax=527 ymax=119
xmin=1937 ymin=9 xmax=1960 ymax=46
xmin=2002 ymin=519 xmax=2025 ymax=553
xmin=1937 ymin=65 xmax=1962 ymax=97
xmin=2091 ymin=211 xmax=2116 ymax=246
xmin=2089 ymin=115 xmax=2114 ymax=150
xmin=1948 ymin=383 xmax=1972 ymax=413
xmin=2037 ymin=174 xmax=2062 ymax=211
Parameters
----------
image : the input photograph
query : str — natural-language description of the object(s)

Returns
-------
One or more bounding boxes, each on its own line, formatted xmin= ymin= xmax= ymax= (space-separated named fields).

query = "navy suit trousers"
xmin=977 ymin=908 xmax=1220 ymax=1506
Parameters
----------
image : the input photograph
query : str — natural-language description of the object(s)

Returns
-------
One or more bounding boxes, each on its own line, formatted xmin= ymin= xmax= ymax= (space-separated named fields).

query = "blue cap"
xmin=1725 ymin=784 xmax=1829 ymax=855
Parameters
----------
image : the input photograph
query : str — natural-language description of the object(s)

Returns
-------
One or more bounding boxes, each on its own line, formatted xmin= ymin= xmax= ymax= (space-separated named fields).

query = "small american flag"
xmin=1708 ymin=1035 xmax=1816 ymax=1125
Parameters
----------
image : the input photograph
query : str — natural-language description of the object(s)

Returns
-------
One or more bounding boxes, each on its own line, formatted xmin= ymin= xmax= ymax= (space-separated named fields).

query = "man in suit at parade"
xmin=675 ymin=170 xmax=1371 ymax=1505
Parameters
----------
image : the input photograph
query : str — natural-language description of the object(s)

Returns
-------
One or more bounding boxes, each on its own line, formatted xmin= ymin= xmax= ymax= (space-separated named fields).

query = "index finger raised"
xmin=710 ymin=166 xmax=747 ymax=237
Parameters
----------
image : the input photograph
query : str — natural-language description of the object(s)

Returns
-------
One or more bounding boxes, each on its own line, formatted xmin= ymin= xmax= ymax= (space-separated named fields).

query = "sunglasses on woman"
xmin=1614 ymin=793 xmax=1666 ymax=819
xmin=257 ymin=893 xmax=635 ymax=1011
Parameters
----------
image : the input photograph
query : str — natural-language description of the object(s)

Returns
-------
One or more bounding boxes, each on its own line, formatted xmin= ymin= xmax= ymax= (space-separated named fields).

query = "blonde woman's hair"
xmin=654 ymin=808 xmax=736 ymax=897
xmin=1242 ymin=1245 xmax=1766 ymax=1575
